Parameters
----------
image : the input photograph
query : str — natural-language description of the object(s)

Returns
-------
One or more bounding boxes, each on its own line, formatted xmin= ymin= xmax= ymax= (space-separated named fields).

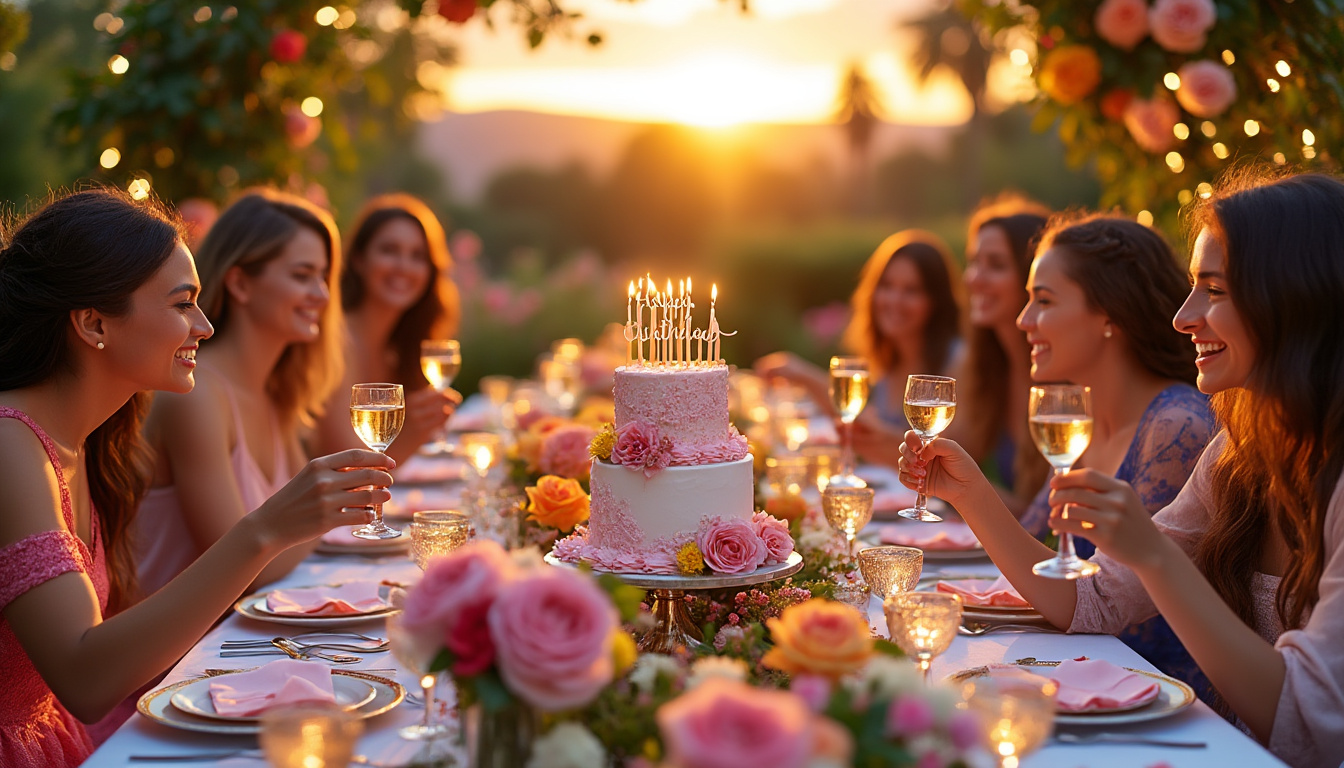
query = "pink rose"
xmin=488 ymin=567 xmax=617 ymax=711
xmin=1122 ymin=93 xmax=1180 ymax=153
xmin=612 ymin=420 xmax=672 ymax=477
xmin=886 ymin=693 xmax=935 ymax=737
xmin=1094 ymin=0 xmax=1149 ymax=51
xmin=947 ymin=710 xmax=982 ymax=751
xmin=751 ymin=511 xmax=794 ymax=564
xmin=401 ymin=540 xmax=516 ymax=677
xmin=1149 ymin=0 xmax=1216 ymax=53
xmin=658 ymin=678 xmax=814 ymax=768
xmin=539 ymin=424 xmax=598 ymax=480
xmin=1175 ymin=59 xmax=1237 ymax=117
xmin=790 ymin=674 xmax=832 ymax=713
xmin=697 ymin=518 xmax=768 ymax=575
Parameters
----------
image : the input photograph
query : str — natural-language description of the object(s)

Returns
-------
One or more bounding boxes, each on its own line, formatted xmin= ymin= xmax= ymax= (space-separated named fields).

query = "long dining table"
xmin=85 ymin=458 xmax=1286 ymax=768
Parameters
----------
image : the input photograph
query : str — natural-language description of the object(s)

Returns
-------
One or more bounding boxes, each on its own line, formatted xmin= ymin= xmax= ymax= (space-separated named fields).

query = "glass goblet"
xmin=961 ymin=673 xmax=1059 ymax=768
xmin=350 ymin=383 xmax=404 ymax=540
xmin=822 ymin=486 xmax=875 ymax=556
xmin=828 ymin=356 xmax=870 ymax=489
xmin=884 ymin=592 xmax=962 ymax=685
xmin=410 ymin=510 xmax=472 ymax=570
xmin=858 ymin=545 xmax=924 ymax=601
xmin=899 ymin=374 xmax=956 ymax=522
xmin=1029 ymin=384 xmax=1099 ymax=579
xmin=260 ymin=704 xmax=362 ymax=767
xmin=388 ymin=616 xmax=453 ymax=742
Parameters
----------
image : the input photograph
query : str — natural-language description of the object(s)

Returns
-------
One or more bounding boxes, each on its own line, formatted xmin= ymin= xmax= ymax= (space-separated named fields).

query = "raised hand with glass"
xmin=899 ymin=374 xmax=956 ymax=522
xmin=419 ymin=339 xmax=461 ymax=454
xmin=1028 ymin=384 xmax=1099 ymax=579
xmin=349 ymin=383 xmax=405 ymax=540
xmin=827 ymin=355 xmax=870 ymax=489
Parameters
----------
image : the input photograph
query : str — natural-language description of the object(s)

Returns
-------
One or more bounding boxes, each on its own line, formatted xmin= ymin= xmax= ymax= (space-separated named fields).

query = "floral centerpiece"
xmin=963 ymin=0 xmax=1344 ymax=225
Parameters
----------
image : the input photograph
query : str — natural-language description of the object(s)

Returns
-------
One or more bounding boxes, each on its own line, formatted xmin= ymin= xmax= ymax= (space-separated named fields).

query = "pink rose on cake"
xmin=612 ymin=420 xmax=674 ymax=477
xmin=752 ymin=511 xmax=794 ymax=564
xmin=697 ymin=517 xmax=768 ymax=575
xmin=539 ymin=423 xmax=599 ymax=480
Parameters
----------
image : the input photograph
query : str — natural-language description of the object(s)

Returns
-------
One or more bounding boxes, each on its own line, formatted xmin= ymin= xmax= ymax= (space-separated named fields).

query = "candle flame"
xmin=628 ymin=280 xmax=635 ymax=297
xmin=687 ymin=277 xmax=692 ymax=293
xmin=665 ymin=278 xmax=672 ymax=295
xmin=712 ymin=283 xmax=718 ymax=302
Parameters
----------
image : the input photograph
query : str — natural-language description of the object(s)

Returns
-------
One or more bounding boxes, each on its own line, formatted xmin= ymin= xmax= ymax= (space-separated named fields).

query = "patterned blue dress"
xmin=1019 ymin=383 xmax=1218 ymax=704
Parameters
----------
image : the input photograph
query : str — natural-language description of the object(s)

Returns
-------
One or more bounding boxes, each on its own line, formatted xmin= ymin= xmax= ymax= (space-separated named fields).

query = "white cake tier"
xmin=588 ymin=456 xmax=755 ymax=548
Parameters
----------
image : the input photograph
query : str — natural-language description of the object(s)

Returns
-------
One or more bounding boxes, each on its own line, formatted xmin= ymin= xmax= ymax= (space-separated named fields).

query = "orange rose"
xmin=1038 ymin=45 xmax=1102 ymax=105
xmin=525 ymin=475 xmax=590 ymax=532
xmin=763 ymin=599 xmax=874 ymax=680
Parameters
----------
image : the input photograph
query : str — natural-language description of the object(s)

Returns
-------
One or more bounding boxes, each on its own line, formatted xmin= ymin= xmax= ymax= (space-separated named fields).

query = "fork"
xmin=221 ymin=638 xmax=390 ymax=653
xmin=959 ymin=623 xmax=1062 ymax=635
xmin=1053 ymin=732 xmax=1206 ymax=748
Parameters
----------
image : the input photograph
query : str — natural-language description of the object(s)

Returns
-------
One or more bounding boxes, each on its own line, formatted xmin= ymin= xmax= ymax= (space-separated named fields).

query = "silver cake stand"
xmin=545 ymin=551 xmax=804 ymax=654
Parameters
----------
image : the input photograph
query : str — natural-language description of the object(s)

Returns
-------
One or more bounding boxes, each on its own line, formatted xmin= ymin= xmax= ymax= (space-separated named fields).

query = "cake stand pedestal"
xmin=545 ymin=552 xmax=803 ymax=654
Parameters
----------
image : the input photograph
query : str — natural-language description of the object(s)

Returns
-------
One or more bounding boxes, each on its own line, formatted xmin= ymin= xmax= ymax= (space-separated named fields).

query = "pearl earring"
xmin=1103 ymin=328 xmax=1112 ymax=339
xmin=96 ymin=341 xmax=105 ymax=350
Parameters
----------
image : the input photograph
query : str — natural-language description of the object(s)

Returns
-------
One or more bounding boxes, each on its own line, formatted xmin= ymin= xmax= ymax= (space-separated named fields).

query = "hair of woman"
xmin=1036 ymin=212 xmax=1197 ymax=384
xmin=842 ymin=229 xmax=962 ymax=380
xmin=193 ymin=189 xmax=344 ymax=427
xmin=341 ymin=194 xmax=460 ymax=390
xmin=0 ymin=186 xmax=184 ymax=611
xmin=1191 ymin=170 xmax=1344 ymax=631
xmin=961 ymin=193 xmax=1052 ymax=500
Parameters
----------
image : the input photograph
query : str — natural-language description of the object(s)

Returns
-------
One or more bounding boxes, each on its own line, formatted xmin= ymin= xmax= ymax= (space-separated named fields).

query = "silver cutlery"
xmin=959 ymin=623 xmax=1062 ymax=636
xmin=1053 ymin=732 xmax=1206 ymax=748
xmin=201 ymin=667 xmax=397 ymax=678
xmin=221 ymin=638 xmax=389 ymax=653
xmin=219 ymin=639 xmax=363 ymax=664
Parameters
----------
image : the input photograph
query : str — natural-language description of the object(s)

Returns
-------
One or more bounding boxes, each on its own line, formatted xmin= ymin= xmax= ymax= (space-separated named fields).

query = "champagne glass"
xmin=350 ymin=383 xmax=405 ymax=540
xmin=821 ymin=486 xmax=875 ymax=556
xmin=828 ymin=356 xmax=870 ymax=489
xmin=1028 ymin=384 xmax=1099 ymax=579
xmin=388 ymin=615 xmax=452 ymax=741
xmin=858 ymin=545 xmax=923 ymax=601
xmin=884 ymin=592 xmax=962 ymax=685
xmin=539 ymin=355 xmax=582 ymax=416
xmin=899 ymin=374 xmax=956 ymax=522
xmin=961 ymin=673 xmax=1059 ymax=768
xmin=420 ymin=339 xmax=461 ymax=454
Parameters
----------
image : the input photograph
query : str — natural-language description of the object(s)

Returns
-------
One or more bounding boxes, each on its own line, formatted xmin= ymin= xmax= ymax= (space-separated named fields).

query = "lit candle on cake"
xmin=685 ymin=278 xmax=693 ymax=365
xmin=678 ymin=279 xmax=685 ymax=366
xmin=665 ymin=278 xmax=673 ymax=366
xmin=648 ymin=280 xmax=658 ymax=366
xmin=709 ymin=283 xmax=719 ymax=364
xmin=627 ymin=281 xmax=635 ymax=365
xmin=636 ymin=278 xmax=645 ymax=365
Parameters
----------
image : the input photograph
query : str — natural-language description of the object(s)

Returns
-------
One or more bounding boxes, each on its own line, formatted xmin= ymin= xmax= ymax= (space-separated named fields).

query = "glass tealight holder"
xmin=884 ymin=592 xmax=962 ymax=685
xmin=802 ymin=445 xmax=841 ymax=493
xmin=764 ymin=455 xmax=810 ymax=523
xmin=410 ymin=510 xmax=473 ymax=570
xmin=458 ymin=432 xmax=502 ymax=487
xmin=260 ymin=704 xmax=362 ymax=768
xmin=832 ymin=579 xmax=872 ymax=613
xmin=858 ymin=545 xmax=924 ymax=601
xmin=776 ymin=417 xmax=810 ymax=454
xmin=961 ymin=673 xmax=1059 ymax=768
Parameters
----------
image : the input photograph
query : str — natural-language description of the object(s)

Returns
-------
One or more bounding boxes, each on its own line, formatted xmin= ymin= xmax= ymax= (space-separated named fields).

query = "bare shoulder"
xmin=0 ymin=419 xmax=69 ymax=546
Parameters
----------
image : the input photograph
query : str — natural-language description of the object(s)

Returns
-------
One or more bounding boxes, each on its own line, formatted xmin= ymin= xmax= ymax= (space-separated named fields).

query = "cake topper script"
xmin=623 ymin=275 xmax=736 ymax=367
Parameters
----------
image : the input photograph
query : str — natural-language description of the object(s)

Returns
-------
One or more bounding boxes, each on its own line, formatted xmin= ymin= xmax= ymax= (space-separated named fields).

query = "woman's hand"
xmin=896 ymin=432 xmax=985 ymax=509
xmin=753 ymin=351 xmax=813 ymax=384
xmin=1047 ymin=469 xmax=1168 ymax=571
xmin=397 ymin=386 xmax=462 ymax=452
xmin=248 ymin=449 xmax=396 ymax=550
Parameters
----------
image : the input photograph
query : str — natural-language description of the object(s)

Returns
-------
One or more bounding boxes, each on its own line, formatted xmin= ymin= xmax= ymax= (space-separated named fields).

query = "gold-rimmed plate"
xmin=315 ymin=527 xmax=411 ymax=556
xmin=916 ymin=576 xmax=1044 ymax=622
xmin=949 ymin=662 xmax=1195 ymax=725
xmin=138 ymin=669 xmax=405 ymax=735
xmin=169 ymin=674 xmax=377 ymax=722
xmin=235 ymin=585 xmax=398 ymax=628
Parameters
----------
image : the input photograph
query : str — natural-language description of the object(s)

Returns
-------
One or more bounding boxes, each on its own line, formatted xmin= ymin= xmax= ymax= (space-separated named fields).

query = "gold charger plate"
xmin=138 ymin=669 xmax=404 ymax=736
xmin=949 ymin=660 xmax=1196 ymax=725
xmin=169 ymin=674 xmax=377 ymax=722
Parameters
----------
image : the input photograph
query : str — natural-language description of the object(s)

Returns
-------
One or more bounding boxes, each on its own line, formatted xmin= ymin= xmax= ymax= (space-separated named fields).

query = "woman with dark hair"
xmin=899 ymin=172 xmax=1344 ymax=768
xmin=136 ymin=189 xmax=350 ymax=595
xmin=313 ymin=193 xmax=461 ymax=462
xmin=755 ymin=230 xmax=962 ymax=425
xmin=0 ymin=188 xmax=390 ymax=767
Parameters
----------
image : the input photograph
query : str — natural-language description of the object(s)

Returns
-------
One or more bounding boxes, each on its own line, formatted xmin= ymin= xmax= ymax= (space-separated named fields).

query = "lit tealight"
xmin=127 ymin=178 xmax=152 ymax=201
xmin=108 ymin=55 xmax=129 ymax=75
xmin=315 ymin=6 xmax=339 ymax=25
xmin=300 ymin=97 xmax=324 ymax=117
xmin=99 ymin=147 xmax=121 ymax=169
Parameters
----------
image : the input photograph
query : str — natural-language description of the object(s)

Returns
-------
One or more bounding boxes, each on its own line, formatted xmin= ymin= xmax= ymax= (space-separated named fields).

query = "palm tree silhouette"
xmin=834 ymin=63 xmax=883 ymax=215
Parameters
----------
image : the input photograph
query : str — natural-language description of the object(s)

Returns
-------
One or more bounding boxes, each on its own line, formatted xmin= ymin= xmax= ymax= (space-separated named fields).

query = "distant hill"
xmin=417 ymin=109 xmax=953 ymax=202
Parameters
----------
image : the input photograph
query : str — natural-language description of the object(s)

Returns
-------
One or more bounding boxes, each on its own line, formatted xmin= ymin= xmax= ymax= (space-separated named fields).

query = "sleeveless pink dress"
xmin=0 ymin=407 xmax=107 ymax=768
xmin=134 ymin=382 xmax=290 ymax=596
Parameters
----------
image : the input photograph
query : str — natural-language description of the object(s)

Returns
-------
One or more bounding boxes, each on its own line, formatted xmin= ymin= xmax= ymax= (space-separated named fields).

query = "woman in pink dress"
xmin=0 ymin=188 xmax=394 ymax=767
xmin=899 ymin=172 xmax=1344 ymax=768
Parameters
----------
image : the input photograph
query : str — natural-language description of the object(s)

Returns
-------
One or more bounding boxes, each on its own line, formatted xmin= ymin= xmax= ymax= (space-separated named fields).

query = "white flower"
xmin=799 ymin=528 xmax=835 ymax=553
xmin=849 ymin=655 xmax=922 ymax=700
xmin=526 ymin=722 xmax=606 ymax=768
xmin=629 ymin=653 xmax=681 ymax=693
xmin=686 ymin=656 xmax=749 ymax=689
xmin=509 ymin=546 xmax=546 ymax=572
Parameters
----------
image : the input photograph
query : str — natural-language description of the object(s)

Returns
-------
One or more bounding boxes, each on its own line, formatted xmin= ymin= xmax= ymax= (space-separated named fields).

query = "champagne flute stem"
xmin=840 ymin=419 xmax=855 ymax=479
xmin=913 ymin=437 xmax=930 ymax=512
xmin=918 ymin=655 xmax=932 ymax=685
xmin=421 ymin=676 xmax=436 ymax=729
xmin=1054 ymin=468 xmax=1079 ymax=565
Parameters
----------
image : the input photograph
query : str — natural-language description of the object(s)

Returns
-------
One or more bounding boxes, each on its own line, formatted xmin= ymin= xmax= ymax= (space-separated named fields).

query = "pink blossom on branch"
xmin=1175 ymin=60 xmax=1237 ymax=117
xmin=1122 ymin=93 xmax=1181 ymax=153
xmin=1094 ymin=0 xmax=1150 ymax=51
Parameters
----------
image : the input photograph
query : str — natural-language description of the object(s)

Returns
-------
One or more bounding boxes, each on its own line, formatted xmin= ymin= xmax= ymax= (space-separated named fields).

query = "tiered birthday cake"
xmin=553 ymin=279 xmax=794 ymax=575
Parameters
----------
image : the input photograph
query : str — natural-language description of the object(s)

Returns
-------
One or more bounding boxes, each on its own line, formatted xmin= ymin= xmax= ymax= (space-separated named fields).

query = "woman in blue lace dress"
xmin=1011 ymin=213 xmax=1217 ymax=702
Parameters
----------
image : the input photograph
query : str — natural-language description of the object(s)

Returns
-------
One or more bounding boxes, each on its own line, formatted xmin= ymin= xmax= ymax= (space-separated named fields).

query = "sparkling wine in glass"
xmin=420 ymin=339 xmax=461 ymax=454
xmin=828 ymin=356 xmax=870 ymax=489
xmin=899 ymin=375 xmax=956 ymax=522
xmin=1028 ymin=384 xmax=1099 ymax=579
xmin=350 ymin=383 xmax=405 ymax=540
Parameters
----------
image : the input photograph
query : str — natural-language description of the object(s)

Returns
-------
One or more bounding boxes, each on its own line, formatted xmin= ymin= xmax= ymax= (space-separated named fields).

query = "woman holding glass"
xmin=755 ymin=230 xmax=963 ymax=424
xmin=313 ymin=194 xmax=461 ymax=463
xmin=0 ymin=188 xmax=391 ymax=767
xmin=901 ymin=172 xmax=1344 ymax=768
xmin=136 ymin=190 xmax=354 ymax=595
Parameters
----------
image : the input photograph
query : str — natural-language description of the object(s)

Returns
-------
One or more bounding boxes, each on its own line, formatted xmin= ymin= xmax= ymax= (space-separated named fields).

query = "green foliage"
xmin=960 ymin=0 xmax=1344 ymax=227
xmin=0 ymin=0 xmax=29 ymax=55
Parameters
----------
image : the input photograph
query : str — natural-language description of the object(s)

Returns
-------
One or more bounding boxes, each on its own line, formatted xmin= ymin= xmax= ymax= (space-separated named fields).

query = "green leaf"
xmin=474 ymin=672 xmax=515 ymax=714
xmin=873 ymin=638 xmax=906 ymax=658
xmin=429 ymin=648 xmax=454 ymax=674
xmin=598 ymin=573 xmax=647 ymax=624
xmin=528 ymin=28 xmax=544 ymax=49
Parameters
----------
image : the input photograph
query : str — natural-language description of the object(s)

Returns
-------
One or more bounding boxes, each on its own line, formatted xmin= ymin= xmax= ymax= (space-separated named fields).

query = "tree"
xmin=833 ymin=63 xmax=883 ymax=215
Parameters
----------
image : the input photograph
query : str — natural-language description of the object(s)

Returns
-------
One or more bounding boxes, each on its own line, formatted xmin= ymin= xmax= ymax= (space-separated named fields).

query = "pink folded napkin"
xmin=880 ymin=522 xmax=981 ymax=551
xmin=265 ymin=582 xmax=387 ymax=616
xmin=936 ymin=575 xmax=1030 ymax=607
xmin=393 ymin=457 xmax=467 ymax=484
xmin=872 ymin=488 xmax=919 ymax=513
xmin=208 ymin=659 xmax=335 ymax=717
xmin=1045 ymin=659 xmax=1160 ymax=712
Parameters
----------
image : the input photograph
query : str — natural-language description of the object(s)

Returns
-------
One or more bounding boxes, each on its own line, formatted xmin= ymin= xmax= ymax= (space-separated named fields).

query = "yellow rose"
xmin=610 ymin=629 xmax=637 ymax=676
xmin=762 ymin=599 xmax=874 ymax=680
xmin=525 ymin=475 xmax=590 ymax=532
xmin=1039 ymin=45 xmax=1102 ymax=105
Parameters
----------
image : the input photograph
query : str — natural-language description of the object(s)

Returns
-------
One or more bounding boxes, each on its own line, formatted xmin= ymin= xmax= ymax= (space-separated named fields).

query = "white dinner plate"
xmin=138 ymin=670 xmax=404 ymax=736
xmin=251 ymin=584 xmax=392 ymax=619
xmin=234 ymin=587 xmax=398 ymax=628
xmin=916 ymin=576 xmax=1048 ymax=624
xmin=314 ymin=528 xmax=411 ymax=556
xmin=169 ymin=674 xmax=376 ymax=722
xmin=949 ymin=662 xmax=1196 ymax=725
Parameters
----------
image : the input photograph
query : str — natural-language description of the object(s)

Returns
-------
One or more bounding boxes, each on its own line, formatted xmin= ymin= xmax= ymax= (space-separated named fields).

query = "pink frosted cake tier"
xmin=613 ymin=364 xmax=746 ymax=466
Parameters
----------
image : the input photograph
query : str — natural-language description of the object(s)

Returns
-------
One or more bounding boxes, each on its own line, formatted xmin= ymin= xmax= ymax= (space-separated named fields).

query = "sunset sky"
xmin=433 ymin=0 xmax=1026 ymax=127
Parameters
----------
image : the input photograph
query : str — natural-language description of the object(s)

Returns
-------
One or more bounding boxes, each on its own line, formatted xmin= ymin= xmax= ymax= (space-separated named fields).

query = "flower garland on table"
xmin=964 ymin=0 xmax=1344 ymax=226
